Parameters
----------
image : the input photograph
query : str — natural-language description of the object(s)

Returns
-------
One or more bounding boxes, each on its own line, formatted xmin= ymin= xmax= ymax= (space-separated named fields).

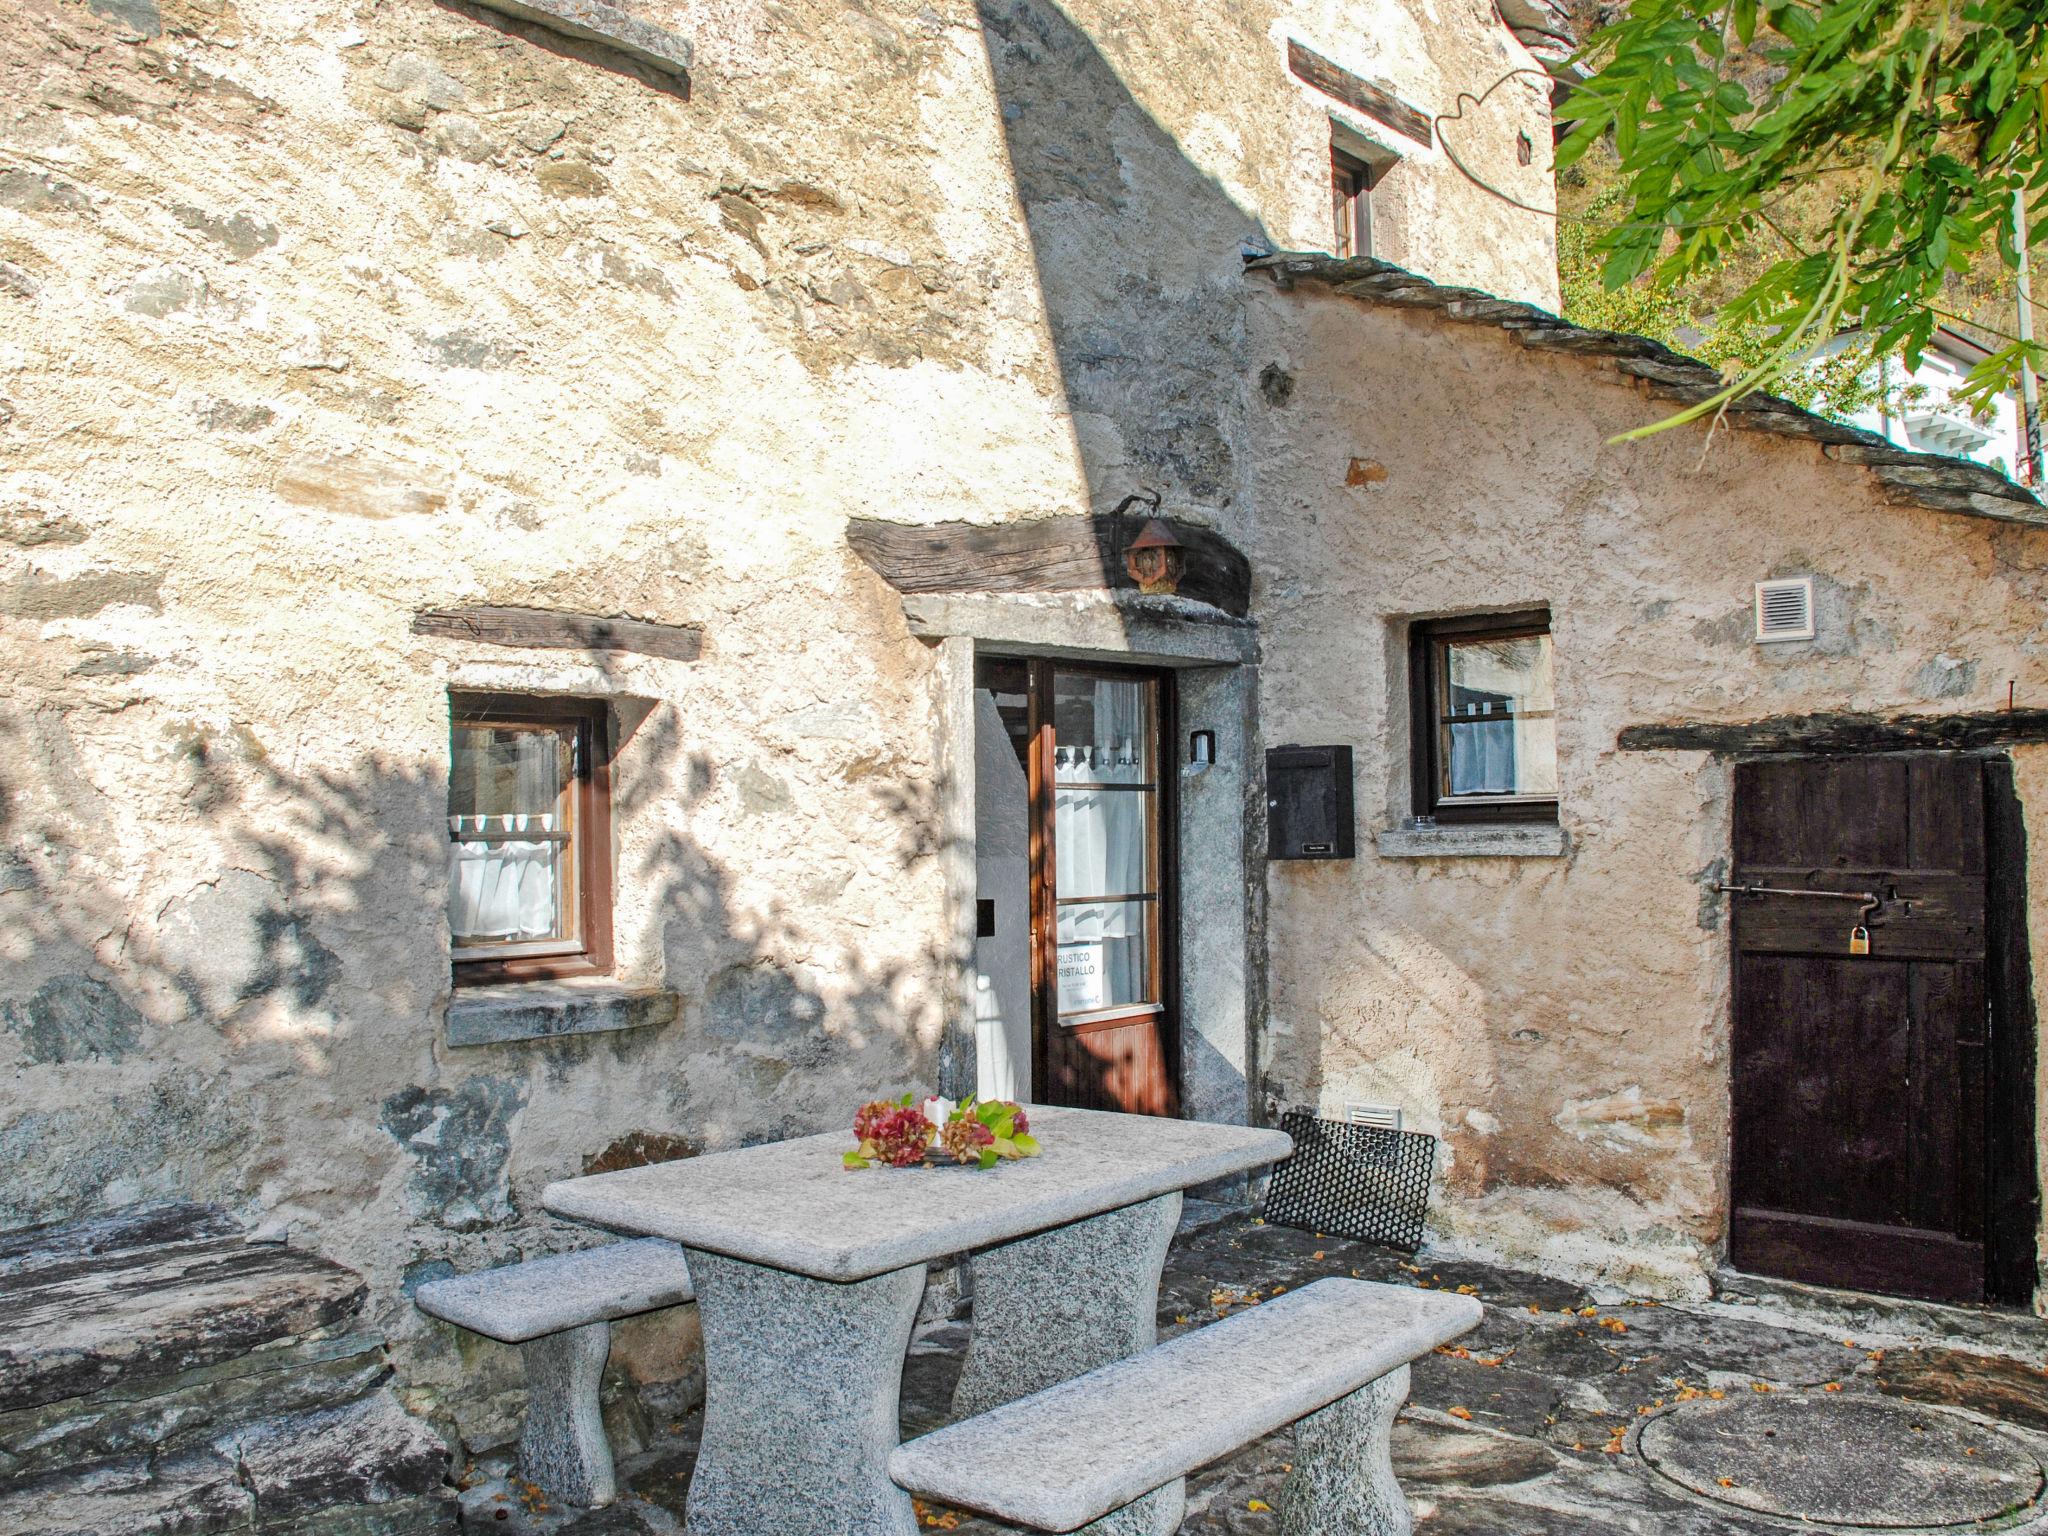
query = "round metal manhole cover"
xmin=1638 ymin=1392 xmax=2045 ymax=1528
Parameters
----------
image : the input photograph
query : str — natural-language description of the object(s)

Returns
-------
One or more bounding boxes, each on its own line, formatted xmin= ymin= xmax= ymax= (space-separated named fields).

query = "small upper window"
xmin=1409 ymin=611 xmax=1558 ymax=824
xmin=447 ymin=693 xmax=613 ymax=983
xmin=1331 ymin=147 xmax=1377 ymax=259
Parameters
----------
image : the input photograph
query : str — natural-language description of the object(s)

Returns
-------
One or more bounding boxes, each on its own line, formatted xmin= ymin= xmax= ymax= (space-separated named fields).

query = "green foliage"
xmin=1555 ymin=0 xmax=2048 ymax=439
xmin=1559 ymin=178 xmax=1890 ymax=419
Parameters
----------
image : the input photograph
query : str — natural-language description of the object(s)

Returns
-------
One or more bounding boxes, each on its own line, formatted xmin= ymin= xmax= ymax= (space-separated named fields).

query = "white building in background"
xmin=1842 ymin=326 xmax=2032 ymax=485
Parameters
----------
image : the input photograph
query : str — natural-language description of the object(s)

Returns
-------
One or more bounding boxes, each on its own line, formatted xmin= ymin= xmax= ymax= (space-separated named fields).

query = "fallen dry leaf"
xmin=1447 ymin=1406 xmax=1473 ymax=1421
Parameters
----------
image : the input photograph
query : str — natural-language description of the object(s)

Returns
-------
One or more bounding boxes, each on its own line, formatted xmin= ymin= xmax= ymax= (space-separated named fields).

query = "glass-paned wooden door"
xmin=1038 ymin=663 xmax=1178 ymax=1115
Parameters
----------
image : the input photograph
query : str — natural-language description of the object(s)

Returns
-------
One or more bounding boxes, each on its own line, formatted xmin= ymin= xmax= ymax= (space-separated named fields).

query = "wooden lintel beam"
xmin=846 ymin=514 xmax=1253 ymax=619
xmin=1286 ymin=40 xmax=1434 ymax=149
xmin=412 ymin=605 xmax=703 ymax=661
xmin=1618 ymin=708 xmax=2048 ymax=756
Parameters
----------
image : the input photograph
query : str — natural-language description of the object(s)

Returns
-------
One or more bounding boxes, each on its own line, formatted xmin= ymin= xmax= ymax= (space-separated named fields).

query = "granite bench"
xmin=413 ymin=1238 xmax=695 ymax=1509
xmin=890 ymin=1277 xmax=1481 ymax=1535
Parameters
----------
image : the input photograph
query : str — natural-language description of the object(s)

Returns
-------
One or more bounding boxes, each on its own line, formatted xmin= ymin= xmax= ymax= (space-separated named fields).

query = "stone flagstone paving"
xmin=460 ymin=1206 xmax=2048 ymax=1534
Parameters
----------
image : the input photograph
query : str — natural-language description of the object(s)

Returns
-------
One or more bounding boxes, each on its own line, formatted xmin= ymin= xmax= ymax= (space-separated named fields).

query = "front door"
xmin=1729 ymin=754 xmax=1992 ymax=1302
xmin=974 ymin=657 xmax=1179 ymax=1116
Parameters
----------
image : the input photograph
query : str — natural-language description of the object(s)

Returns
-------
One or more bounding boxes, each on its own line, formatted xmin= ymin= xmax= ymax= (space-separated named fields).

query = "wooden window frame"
xmin=1408 ymin=609 xmax=1558 ymax=825
xmin=1332 ymin=147 xmax=1377 ymax=260
xmin=448 ymin=691 xmax=614 ymax=985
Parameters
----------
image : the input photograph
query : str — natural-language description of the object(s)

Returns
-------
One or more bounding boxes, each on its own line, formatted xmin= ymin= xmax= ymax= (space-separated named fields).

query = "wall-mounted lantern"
xmin=1125 ymin=518 xmax=1186 ymax=596
xmin=1189 ymin=729 xmax=1216 ymax=773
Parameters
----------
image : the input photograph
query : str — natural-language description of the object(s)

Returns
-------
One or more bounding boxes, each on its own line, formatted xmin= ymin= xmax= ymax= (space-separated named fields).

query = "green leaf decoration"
xmin=1010 ymin=1132 xmax=1041 ymax=1157
xmin=843 ymin=1150 xmax=870 ymax=1170
xmin=978 ymin=1147 xmax=1000 ymax=1170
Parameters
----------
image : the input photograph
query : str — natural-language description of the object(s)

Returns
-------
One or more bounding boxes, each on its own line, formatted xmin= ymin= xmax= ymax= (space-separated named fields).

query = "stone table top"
xmin=542 ymin=1107 xmax=1292 ymax=1282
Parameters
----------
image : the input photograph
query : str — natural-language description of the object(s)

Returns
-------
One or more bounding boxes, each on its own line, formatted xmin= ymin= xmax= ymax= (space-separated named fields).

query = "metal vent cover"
xmin=1754 ymin=577 xmax=1816 ymax=643
xmin=1345 ymin=1101 xmax=1404 ymax=1132
xmin=1262 ymin=1110 xmax=1437 ymax=1252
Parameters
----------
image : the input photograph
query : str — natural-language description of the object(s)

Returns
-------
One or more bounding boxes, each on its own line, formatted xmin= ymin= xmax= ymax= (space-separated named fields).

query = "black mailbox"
xmin=1266 ymin=745 xmax=1355 ymax=860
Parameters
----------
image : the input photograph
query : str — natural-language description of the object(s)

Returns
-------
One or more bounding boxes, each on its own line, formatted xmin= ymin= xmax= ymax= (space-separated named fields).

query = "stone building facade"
xmin=0 ymin=0 xmax=1555 ymax=1440
xmin=3 ymin=0 xmax=2044 ymax=1465
xmin=1245 ymin=256 xmax=2048 ymax=1300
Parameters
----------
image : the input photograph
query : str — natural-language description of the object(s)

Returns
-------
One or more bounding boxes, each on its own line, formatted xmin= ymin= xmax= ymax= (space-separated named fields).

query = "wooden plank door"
xmin=1023 ymin=661 xmax=1179 ymax=1116
xmin=1729 ymin=754 xmax=1989 ymax=1302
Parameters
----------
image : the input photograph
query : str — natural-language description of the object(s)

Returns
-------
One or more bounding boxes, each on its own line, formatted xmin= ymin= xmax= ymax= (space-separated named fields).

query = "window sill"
xmin=1376 ymin=823 xmax=1568 ymax=860
xmin=445 ymin=981 xmax=679 ymax=1048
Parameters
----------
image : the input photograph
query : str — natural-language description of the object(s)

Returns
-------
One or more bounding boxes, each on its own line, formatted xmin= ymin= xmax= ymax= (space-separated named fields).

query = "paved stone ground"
xmin=459 ymin=1207 xmax=2048 ymax=1534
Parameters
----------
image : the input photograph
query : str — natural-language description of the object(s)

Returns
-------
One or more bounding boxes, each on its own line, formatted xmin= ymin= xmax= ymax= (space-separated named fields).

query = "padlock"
xmin=1849 ymin=925 xmax=1871 ymax=956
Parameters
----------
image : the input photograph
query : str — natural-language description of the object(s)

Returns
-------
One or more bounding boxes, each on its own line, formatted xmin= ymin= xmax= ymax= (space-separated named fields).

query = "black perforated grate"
xmin=1261 ymin=1111 xmax=1437 ymax=1252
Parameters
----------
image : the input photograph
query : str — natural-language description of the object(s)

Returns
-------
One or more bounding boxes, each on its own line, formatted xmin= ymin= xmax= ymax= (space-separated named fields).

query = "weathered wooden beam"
xmin=412 ymin=605 xmax=703 ymax=661
xmin=846 ymin=515 xmax=1253 ymax=620
xmin=1618 ymin=708 xmax=2048 ymax=755
xmin=1286 ymin=40 xmax=1434 ymax=148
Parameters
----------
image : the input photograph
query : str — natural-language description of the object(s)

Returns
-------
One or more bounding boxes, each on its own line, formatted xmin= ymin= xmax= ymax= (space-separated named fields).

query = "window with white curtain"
xmin=1410 ymin=611 xmax=1558 ymax=824
xmin=447 ymin=694 xmax=612 ymax=981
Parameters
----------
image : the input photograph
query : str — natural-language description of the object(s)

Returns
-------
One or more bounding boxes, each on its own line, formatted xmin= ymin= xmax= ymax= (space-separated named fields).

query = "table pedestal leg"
xmin=682 ymin=1249 xmax=925 ymax=1536
xmin=1277 ymin=1365 xmax=1411 ymax=1536
xmin=952 ymin=1192 xmax=1183 ymax=1536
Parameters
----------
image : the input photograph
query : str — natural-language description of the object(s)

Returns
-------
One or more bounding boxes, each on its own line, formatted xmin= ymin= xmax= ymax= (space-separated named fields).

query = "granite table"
xmin=542 ymin=1106 xmax=1292 ymax=1536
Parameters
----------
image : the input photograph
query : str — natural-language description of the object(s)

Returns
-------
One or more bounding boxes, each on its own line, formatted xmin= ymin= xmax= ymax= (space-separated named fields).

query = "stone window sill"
xmin=446 ymin=982 xmax=679 ymax=1048
xmin=1375 ymin=824 xmax=1568 ymax=860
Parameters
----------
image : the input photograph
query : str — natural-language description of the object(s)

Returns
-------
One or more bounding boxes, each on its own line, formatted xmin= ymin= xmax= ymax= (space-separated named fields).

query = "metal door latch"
xmin=1715 ymin=883 xmax=1880 ymax=909
xmin=1718 ymin=883 xmax=1884 ymax=956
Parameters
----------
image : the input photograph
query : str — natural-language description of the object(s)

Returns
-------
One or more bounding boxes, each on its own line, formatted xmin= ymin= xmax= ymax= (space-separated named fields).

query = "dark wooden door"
xmin=1730 ymin=754 xmax=1989 ymax=1302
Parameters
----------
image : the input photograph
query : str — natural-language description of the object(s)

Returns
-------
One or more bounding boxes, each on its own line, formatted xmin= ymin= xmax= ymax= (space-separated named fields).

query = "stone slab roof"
xmin=1248 ymin=252 xmax=2047 ymax=531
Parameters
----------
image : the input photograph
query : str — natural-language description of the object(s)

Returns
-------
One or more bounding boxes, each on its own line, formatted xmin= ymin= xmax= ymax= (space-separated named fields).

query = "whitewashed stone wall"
xmin=0 ymin=0 xmax=1554 ymax=1440
xmin=1247 ymin=282 xmax=2048 ymax=1300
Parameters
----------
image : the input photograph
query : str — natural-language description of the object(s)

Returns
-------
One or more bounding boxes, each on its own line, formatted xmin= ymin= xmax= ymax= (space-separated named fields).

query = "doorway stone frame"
xmin=911 ymin=591 xmax=1261 ymax=1129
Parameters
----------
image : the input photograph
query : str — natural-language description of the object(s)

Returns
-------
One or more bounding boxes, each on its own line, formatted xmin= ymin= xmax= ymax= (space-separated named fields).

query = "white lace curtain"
xmin=1052 ymin=678 xmax=1149 ymax=1012
xmin=448 ymin=728 xmax=567 ymax=945
xmin=1053 ymin=678 xmax=1146 ymax=898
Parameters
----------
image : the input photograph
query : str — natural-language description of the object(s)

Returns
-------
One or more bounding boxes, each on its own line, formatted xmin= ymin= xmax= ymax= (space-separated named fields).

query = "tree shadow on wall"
xmin=971 ymin=0 xmax=1283 ymax=1115
xmin=975 ymin=0 xmax=1273 ymax=531
xmin=0 ymin=690 xmax=958 ymax=1268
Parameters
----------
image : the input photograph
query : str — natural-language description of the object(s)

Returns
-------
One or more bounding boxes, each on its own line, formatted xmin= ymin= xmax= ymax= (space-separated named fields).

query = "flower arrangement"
xmin=844 ymin=1095 xmax=1040 ymax=1171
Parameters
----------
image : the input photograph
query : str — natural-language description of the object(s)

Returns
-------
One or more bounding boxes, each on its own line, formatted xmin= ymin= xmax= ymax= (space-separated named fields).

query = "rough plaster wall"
xmin=0 ymin=0 xmax=999 ymax=1438
xmin=1248 ymin=286 xmax=2048 ymax=1298
xmin=0 ymin=0 xmax=1551 ymax=1441
xmin=1281 ymin=0 xmax=1558 ymax=304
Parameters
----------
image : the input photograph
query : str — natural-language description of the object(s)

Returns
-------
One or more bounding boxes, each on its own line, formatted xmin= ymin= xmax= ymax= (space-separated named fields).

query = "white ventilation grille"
xmin=1754 ymin=578 xmax=1816 ymax=643
xmin=1345 ymin=1102 xmax=1404 ymax=1132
